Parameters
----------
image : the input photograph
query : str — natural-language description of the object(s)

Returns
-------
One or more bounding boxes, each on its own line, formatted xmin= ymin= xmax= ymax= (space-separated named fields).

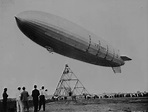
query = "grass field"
xmin=44 ymin=97 xmax=148 ymax=112
xmin=0 ymin=97 xmax=147 ymax=112
xmin=0 ymin=99 xmax=33 ymax=112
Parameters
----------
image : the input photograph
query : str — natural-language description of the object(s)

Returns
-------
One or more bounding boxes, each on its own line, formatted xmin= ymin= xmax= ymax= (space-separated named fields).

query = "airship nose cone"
xmin=15 ymin=16 xmax=22 ymax=26
xmin=15 ymin=15 xmax=42 ymax=44
xmin=15 ymin=16 xmax=18 ymax=21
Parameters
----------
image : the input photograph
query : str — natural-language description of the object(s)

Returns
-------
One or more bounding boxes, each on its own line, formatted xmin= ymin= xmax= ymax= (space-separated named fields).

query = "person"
xmin=16 ymin=87 xmax=23 ymax=112
xmin=39 ymin=86 xmax=46 ymax=111
xmin=2 ymin=88 xmax=8 ymax=112
xmin=32 ymin=85 xmax=40 ymax=112
xmin=45 ymin=89 xmax=48 ymax=100
xmin=69 ymin=91 xmax=72 ymax=97
xmin=21 ymin=87 xmax=29 ymax=112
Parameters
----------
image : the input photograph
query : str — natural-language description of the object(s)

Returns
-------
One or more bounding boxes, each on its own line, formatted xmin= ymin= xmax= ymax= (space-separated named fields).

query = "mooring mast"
xmin=54 ymin=64 xmax=89 ymax=97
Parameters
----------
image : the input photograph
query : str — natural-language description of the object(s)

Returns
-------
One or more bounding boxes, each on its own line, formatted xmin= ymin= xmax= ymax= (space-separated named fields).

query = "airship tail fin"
xmin=120 ymin=56 xmax=132 ymax=61
xmin=112 ymin=67 xmax=121 ymax=73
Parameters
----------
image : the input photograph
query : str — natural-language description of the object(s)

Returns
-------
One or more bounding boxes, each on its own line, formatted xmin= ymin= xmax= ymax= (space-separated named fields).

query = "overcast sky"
xmin=0 ymin=0 xmax=148 ymax=98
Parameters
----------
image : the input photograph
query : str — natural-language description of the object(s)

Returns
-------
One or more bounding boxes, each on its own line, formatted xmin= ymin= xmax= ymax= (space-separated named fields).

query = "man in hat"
xmin=32 ymin=85 xmax=40 ymax=112
xmin=21 ymin=87 xmax=29 ymax=111
xmin=39 ymin=86 xmax=46 ymax=111
xmin=2 ymin=88 xmax=8 ymax=112
xmin=16 ymin=87 xmax=23 ymax=112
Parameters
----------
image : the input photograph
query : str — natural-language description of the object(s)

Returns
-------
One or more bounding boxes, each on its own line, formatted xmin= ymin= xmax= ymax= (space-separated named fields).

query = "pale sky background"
xmin=0 ymin=0 xmax=148 ymax=98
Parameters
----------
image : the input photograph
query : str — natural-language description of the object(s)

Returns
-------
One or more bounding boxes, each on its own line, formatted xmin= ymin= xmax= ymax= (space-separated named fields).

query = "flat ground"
xmin=30 ymin=97 xmax=148 ymax=112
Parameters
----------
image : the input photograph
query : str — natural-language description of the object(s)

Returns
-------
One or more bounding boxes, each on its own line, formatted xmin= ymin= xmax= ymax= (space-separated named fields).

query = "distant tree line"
xmin=95 ymin=91 xmax=148 ymax=99
xmin=52 ymin=91 xmax=148 ymax=101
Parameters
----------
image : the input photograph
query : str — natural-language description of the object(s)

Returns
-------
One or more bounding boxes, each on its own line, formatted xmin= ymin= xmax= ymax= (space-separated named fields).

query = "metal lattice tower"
xmin=54 ymin=64 xmax=89 ymax=97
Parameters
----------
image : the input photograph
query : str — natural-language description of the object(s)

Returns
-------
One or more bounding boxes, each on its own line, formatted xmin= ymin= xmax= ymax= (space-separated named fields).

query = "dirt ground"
xmin=29 ymin=97 xmax=148 ymax=112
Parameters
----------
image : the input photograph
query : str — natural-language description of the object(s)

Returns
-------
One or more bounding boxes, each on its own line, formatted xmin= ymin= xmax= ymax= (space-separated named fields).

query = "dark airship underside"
xmin=15 ymin=11 xmax=131 ymax=73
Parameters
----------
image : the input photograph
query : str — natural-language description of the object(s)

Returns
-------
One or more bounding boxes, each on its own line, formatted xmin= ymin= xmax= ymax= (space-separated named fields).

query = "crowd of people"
xmin=2 ymin=85 xmax=48 ymax=112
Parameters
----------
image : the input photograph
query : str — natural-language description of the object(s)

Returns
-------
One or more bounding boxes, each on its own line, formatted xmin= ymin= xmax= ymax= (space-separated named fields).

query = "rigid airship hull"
xmin=15 ymin=11 xmax=131 ymax=73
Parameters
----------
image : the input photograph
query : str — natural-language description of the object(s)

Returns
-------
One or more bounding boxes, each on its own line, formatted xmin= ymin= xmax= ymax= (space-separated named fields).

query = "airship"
xmin=15 ymin=11 xmax=131 ymax=73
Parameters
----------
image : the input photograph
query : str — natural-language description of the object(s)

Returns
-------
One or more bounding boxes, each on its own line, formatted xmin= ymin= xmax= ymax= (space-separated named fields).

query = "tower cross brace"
xmin=54 ymin=64 xmax=89 ymax=97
